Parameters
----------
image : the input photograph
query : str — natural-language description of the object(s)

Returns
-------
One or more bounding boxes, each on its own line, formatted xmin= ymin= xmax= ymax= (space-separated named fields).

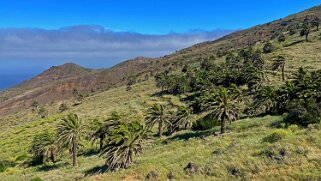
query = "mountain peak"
xmin=18 ymin=62 xmax=92 ymax=89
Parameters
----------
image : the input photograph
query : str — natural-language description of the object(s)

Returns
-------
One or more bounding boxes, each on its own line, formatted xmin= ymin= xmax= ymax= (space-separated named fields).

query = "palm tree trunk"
xmin=72 ymin=138 xmax=77 ymax=167
xmin=281 ymin=65 xmax=285 ymax=82
xmin=99 ymin=134 xmax=105 ymax=151
xmin=158 ymin=120 xmax=163 ymax=137
xmin=306 ymin=34 xmax=308 ymax=42
xmin=50 ymin=148 xmax=56 ymax=163
xmin=220 ymin=115 xmax=226 ymax=134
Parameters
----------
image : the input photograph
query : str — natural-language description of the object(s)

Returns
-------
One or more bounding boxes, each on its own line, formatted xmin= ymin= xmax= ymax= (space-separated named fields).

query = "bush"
xmin=288 ymin=124 xmax=300 ymax=132
xmin=263 ymin=129 xmax=289 ymax=143
xmin=278 ymin=34 xmax=286 ymax=43
xmin=260 ymin=144 xmax=291 ymax=160
xmin=284 ymin=99 xmax=321 ymax=127
xmin=263 ymin=42 xmax=274 ymax=53
xmin=59 ymin=103 xmax=68 ymax=112
xmin=192 ymin=115 xmax=219 ymax=131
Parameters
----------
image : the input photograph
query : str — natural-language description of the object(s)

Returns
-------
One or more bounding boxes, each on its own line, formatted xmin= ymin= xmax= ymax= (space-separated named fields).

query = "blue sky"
xmin=0 ymin=1 xmax=320 ymax=89
xmin=0 ymin=0 xmax=319 ymax=34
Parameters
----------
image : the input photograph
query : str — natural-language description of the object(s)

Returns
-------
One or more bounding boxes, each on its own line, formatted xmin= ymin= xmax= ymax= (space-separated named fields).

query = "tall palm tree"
xmin=100 ymin=121 xmax=147 ymax=170
xmin=30 ymin=131 xmax=58 ymax=163
xmin=57 ymin=113 xmax=85 ymax=167
xmin=145 ymin=103 xmax=167 ymax=137
xmin=207 ymin=87 xmax=240 ymax=134
xmin=272 ymin=56 xmax=286 ymax=82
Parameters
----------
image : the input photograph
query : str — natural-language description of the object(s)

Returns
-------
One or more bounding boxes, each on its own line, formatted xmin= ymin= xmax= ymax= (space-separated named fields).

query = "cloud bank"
xmin=0 ymin=25 xmax=233 ymax=65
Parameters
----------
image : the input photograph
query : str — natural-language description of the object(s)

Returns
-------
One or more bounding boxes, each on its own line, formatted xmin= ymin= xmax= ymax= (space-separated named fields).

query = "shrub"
xmin=284 ymin=99 xmax=321 ymax=127
xmin=260 ymin=144 xmax=291 ymax=160
xmin=59 ymin=103 xmax=68 ymax=112
xmin=263 ymin=42 xmax=274 ymax=53
xmin=278 ymin=34 xmax=286 ymax=43
xmin=263 ymin=129 xmax=289 ymax=143
xmin=288 ymin=124 xmax=300 ymax=132
xmin=192 ymin=115 xmax=219 ymax=131
xmin=38 ymin=107 xmax=48 ymax=118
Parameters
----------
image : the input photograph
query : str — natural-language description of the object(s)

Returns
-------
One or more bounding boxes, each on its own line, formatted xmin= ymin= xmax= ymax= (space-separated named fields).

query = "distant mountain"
xmin=17 ymin=63 xmax=92 ymax=89
xmin=0 ymin=5 xmax=321 ymax=115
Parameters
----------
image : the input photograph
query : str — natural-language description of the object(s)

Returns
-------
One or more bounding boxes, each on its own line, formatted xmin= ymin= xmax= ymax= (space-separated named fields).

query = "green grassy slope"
xmin=1 ymin=6 xmax=321 ymax=181
xmin=0 ymin=77 xmax=321 ymax=181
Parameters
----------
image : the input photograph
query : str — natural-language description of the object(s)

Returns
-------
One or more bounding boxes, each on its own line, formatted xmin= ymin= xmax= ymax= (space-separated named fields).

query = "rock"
xmin=184 ymin=162 xmax=199 ymax=174
xmin=167 ymin=171 xmax=175 ymax=180
xmin=213 ymin=132 xmax=220 ymax=136
xmin=146 ymin=170 xmax=158 ymax=180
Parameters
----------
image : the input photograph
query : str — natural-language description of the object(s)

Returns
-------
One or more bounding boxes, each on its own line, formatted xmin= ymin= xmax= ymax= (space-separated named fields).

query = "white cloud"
xmin=0 ymin=25 xmax=233 ymax=63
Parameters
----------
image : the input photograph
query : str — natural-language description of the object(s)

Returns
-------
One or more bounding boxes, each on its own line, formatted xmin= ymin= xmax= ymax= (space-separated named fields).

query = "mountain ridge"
xmin=0 ymin=4 xmax=321 ymax=115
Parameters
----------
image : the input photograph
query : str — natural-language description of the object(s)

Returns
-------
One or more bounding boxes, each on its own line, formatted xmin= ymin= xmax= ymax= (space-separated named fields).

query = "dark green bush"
xmin=284 ymin=99 xmax=321 ymax=127
xmin=192 ymin=115 xmax=219 ymax=131
xmin=263 ymin=42 xmax=274 ymax=53
xmin=263 ymin=129 xmax=289 ymax=143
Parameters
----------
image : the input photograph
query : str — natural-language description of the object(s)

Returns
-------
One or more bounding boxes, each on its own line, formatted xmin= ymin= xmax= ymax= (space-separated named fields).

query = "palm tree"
xmin=253 ymin=86 xmax=278 ymax=115
xmin=90 ymin=112 xmax=121 ymax=151
xmin=277 ymin=81 xmax=297 ymax=112
xmin=145 ymin=103 xmax=167 ymax=137
xmin=272 ymin=56 xmax=286 ymax=82
xmin=173 ymin=106 xmax=193 ymax=130
xmin=242 ymin=65 xmax=265 ymax=90
xmin=301 ymin=21 xmax=311 ymax=42
xmin=57 ymin=113 xmax=85 ymax=167
xmin=30 ymin=131 xmax=58 ymax=163
xmin=207 ymin=87 xmax=240 ymax=134
xmin=100 ymin=121 xmax=147 ymax=170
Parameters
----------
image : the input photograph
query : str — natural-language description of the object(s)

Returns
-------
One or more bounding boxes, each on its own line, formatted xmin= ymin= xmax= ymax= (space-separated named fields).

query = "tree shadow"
xmin=79 ymin=148 xmax=100 ymax=157
xmin=84 ymin=165 xmax=109 ymax=176
xmin=168 ymin=130 xmax=212 ymax=141
xmin=37 ymin=162 xmax=68 ymax=172
xmin=284 ymin=40 xmax=304 ymax=47
xmin=150 ymin=91 xmax=166 ymax=97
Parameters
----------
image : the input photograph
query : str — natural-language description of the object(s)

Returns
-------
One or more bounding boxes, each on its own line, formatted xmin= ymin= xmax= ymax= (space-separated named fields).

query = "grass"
xmin=1 ymin=94 xmax=321 ymax=181
xmin=0 ymin=20 xmax=321 ymax=181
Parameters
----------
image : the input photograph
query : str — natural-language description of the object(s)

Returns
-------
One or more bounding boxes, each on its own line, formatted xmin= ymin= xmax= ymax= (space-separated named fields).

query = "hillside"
xmin=0 ymin=4 xmax=321 ymax=181
xmin=1 ymin=5 xmax=321 ymax=116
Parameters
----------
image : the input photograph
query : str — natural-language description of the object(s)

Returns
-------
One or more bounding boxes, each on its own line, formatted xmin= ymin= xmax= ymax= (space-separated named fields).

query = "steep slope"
xmin=1 ymin=5 xmax=321 ymax=116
